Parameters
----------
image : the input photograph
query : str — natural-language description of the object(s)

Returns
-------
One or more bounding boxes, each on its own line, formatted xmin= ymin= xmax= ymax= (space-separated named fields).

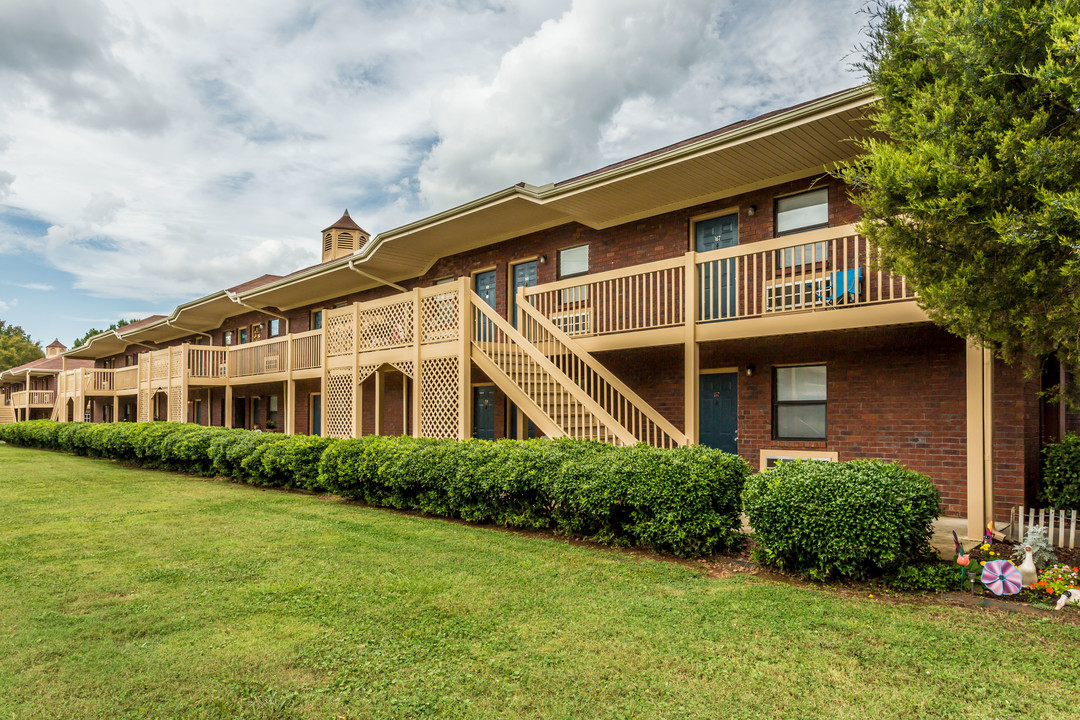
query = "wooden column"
xmin=286 ymin=380 xmax=296 ymax=435
xmin=683 ymin=251 xmax=699 ymax=444
xmin=351 ymin=304 xmax=361 ymax=439
xmin=966 ymin=342 xmax=994 ymax=539
xmin=112 ymin=395 xmax=119 ymax=424
xmin=458 ymin=276 xmax=472 ymax=440
xmin=225 ymin=384 xmax=233 ymax=429
xmin=374 ymin=369 xmax=384 ymax=436
xmin=412 ymin=287 xmax=423 ymax=437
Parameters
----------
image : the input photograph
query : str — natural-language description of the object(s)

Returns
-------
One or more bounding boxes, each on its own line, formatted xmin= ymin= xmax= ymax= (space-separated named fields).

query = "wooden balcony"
xmin=522 ymin=224 xmax=928 ymax=351
xmin=11 ymin=390 xmax=55 ymax=408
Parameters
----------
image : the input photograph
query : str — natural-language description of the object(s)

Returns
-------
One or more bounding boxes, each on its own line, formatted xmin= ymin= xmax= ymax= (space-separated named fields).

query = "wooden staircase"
xmin=469 ymin=291 xmax=685 ymax=447
xmin=0 ymin=404 xmax=15 ymax=425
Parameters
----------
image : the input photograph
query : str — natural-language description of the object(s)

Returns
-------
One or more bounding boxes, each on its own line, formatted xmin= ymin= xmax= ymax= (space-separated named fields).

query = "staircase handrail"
xmin=519 ymin=293 xmax=688 ymax=448
xmin=469 ymin=291 xmax=638 ymax=445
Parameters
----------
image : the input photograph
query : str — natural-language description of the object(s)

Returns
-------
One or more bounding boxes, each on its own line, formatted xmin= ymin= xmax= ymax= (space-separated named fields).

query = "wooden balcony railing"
xmin=189 ymin=346 xmax=228 ymax=379
xmin=12 ymin=390 xmax=55 ymax=407
xmin=114 ymin=366 xmax=139 ymax=391
xmin=84 ymin=369 xmax=115 ymax=392
xmin=228 ymin=337 xmax=289 ymax=378
xmin=522 ymin=225 xmax=915 ymax=338
xmin=291 ymin=329 xmax=322 ymax=371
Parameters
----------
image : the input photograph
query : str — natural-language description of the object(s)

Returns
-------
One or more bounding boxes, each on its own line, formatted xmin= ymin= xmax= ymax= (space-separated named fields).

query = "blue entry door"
xmin=473 ymin=386 xmax=495 ymax=440
xmin=511 ymin=260 xmax=537 ymax=328
xmin=696 ymin=213 xmax=738 ymax=322
xmin=699 ymin=372 xmax=738 ymax=454
xmin=474 ymin=270 xmax=497 ymax=341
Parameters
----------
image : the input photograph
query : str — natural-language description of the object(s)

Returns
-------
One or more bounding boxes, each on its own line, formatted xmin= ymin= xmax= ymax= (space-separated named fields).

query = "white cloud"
xmin=0 ymin=0 xmax=866 ymax=305
xmin=7 ymin=282 xmax=53 ymax=291
xmin=0 ymin=298 xmax=17 ymax=313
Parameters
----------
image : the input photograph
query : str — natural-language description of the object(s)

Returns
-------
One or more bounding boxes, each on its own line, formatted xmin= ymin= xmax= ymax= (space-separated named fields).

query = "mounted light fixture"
xmin=539 ymin=254 xmax=548 ymax=264
xmin=745 ymin=364 xmax=755 ymax=376
xmin=747 ymin=205 xmax=757 ymax=216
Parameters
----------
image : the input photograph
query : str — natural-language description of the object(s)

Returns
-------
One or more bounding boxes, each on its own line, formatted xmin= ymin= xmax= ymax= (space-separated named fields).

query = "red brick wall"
xmin=591 ymin=325 xmax=1039 ymax=520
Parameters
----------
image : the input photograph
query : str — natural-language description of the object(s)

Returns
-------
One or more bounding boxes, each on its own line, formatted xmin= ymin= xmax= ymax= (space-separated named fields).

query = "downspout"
xmin=165 ymin=320 xmax=212 ymax=341
xmin=113 ymin=330 xmax=158 ymax=350
xmin=348 ymin=258 xmax=407 ymax=292
xmin=225 ymin=291 xmax=290 ymax=334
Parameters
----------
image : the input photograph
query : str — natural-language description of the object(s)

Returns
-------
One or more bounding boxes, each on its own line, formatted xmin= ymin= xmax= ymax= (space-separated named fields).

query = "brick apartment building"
xmin=1 ymin=86 xmax=1069 ymax=538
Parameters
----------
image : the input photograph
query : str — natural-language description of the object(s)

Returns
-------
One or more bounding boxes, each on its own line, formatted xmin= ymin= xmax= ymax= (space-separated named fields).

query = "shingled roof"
xmin=322 ymin=209 xmax=368 ymax=235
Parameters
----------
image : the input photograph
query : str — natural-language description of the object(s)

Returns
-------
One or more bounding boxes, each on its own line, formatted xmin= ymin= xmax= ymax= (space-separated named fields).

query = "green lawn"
xmin=0 ymin=444 xmax=1073 ymax=719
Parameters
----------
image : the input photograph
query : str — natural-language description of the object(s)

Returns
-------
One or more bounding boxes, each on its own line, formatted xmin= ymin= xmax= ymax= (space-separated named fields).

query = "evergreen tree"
xmin=841 ymin=1 xmax=1080 ymax=397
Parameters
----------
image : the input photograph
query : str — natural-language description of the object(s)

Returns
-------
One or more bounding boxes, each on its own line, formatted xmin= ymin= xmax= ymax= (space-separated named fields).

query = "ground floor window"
xmin=773 ymin=364 xmax=827 ymax=440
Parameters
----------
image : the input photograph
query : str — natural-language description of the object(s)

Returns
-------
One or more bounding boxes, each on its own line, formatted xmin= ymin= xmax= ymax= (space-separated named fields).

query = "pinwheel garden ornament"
xmin=981 ymin=559 xmax=1023 ymax=596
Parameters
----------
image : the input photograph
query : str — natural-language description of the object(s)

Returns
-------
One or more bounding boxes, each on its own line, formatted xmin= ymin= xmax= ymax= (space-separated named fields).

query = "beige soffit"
xmin=245 ymin=86 xmax=877 ymax=312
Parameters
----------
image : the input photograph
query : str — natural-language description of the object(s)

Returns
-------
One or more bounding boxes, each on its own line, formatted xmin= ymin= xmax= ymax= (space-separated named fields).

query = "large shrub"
xmin=1042 ymin=433 xmax=1080 ymax=510
xmin=743 ymin=459 xmax=940 ymax=579
xmin=250 ymin=434 xmax=334 ymax=489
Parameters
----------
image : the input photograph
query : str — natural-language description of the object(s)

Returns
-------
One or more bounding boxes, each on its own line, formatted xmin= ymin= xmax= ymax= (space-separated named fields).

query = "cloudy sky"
xmin=0 ymin=0 xmax=867 ymax=347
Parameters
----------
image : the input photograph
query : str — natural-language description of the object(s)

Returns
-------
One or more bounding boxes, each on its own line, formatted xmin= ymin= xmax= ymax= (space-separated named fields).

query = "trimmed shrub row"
xmin=1 ymin=421 xmax=943 ymax=571
xmin=0 ymin=420 xmax=750 ymax=557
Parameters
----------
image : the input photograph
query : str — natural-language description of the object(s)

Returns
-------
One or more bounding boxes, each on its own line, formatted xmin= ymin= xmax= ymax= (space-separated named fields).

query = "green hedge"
xmin=1042 ymin=433 xmax=1080 ymax=510
xmin=0 ymin=420 xmax=752 ymax=557
xmin=742 ymin=459 xmax=940 ymax=580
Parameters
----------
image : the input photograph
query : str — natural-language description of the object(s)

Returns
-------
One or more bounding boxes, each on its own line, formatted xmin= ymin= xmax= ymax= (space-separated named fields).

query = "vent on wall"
xmin=338 ymin=232 xmax=354 ymax=251
xmin=759 ymin=449 xmax=838 ymax=470
xmin=323 ymin=233 xmax=333 ymax=253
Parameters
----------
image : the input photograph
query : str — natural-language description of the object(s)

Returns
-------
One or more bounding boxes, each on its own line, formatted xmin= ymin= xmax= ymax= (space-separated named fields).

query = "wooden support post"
xmin=458 ymin=276 xmax=473 ymax=440
xmin=412 ymin=287 xmax=423 ymax=438
xmin=113 ymin=396 xmax=119 ymax=424
xmin=683 ymin=251 xmax=699 ymax=445
xmin=351 ymin=304 xmax=361 ymax=439
xmin=374 ymin=368 xmax=384 ymax=436
xmin=225 ymin=384 xmax=233 ymax=429
xmin=286 ymin=380 xmax=296 ymax=435
xmin=966 ymin=342 xmax=994 ymax=539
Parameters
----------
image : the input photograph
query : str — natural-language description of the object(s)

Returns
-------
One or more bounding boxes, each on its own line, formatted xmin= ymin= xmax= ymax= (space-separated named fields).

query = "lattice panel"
xmin=139 ymin=357 xmax=149 ymax=381
xmin=151 ymin=354 xmax=170 ymax=381
xmin=420 ymin=357 xmax=459 ymax=439
xmin=138 ymin=389 xmax=150 ymax=423
xmin=389 ymin=361 xmax=414 ymax=379
xmin=359 ymin=300 xmax=414 ymax=350
xmin=170 ymin=348 xmax=183 ymax=376
xmin=357 ymin=364 xmax=380 ymax=386
xmin=325 ymin=309 xmax=356 ymax=357
xmin=169 ymin=383 xmax=183 ymax=422
xmin=325 ymin=368 xmax=355 ymax=438
xmin=421 ymin=292 xmax=459 ymax=343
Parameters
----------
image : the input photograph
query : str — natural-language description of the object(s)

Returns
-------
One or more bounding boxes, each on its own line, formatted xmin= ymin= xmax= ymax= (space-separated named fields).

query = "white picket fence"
xmin=1011 ymin=506 xmax=1078 ymax=549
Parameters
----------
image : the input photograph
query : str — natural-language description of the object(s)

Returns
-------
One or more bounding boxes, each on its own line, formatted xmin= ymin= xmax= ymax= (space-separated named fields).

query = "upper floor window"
xmin=239 ymin=327 xmax=248 ymax=344
xmin=434 ymin=276 xmax=454 ymax=285
xmin=558 ymin=245 xmax=589 ymax=279
xmin=223 ymin=331 xmax=233 ymax=346
xmin=773 ymin=364 xmax=827 ymax=440
xmin=311 ymin=310 xmax=323 ymax=331
xmin=775 ymin=188 xmax=829 ymax=236
xmin=268 ymin=319 xmax=280 ymax=337
xmin=251 ymin=324 xmax=264 ymax=342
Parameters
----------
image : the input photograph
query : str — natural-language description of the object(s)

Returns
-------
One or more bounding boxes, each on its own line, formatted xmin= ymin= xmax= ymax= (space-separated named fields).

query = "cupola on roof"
xmin=320 ymin=209 xmax=370 ymax=262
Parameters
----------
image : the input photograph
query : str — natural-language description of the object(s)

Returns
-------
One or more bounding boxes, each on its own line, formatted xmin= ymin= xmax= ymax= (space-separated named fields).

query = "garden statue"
xmin=1056 ymin=589 xmax=1080 ymax=611
xmin=1018 ymin=545 xmax=1038 ymax=587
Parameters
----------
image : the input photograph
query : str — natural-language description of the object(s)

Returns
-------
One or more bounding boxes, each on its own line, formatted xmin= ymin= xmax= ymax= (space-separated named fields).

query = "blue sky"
xmin=0 ymin=0 xmax=867 ymax=348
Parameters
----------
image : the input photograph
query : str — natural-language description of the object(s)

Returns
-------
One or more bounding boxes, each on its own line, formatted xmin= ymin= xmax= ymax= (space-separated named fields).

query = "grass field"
xmin=0 ymin=443 xmax=1075 ymax=719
